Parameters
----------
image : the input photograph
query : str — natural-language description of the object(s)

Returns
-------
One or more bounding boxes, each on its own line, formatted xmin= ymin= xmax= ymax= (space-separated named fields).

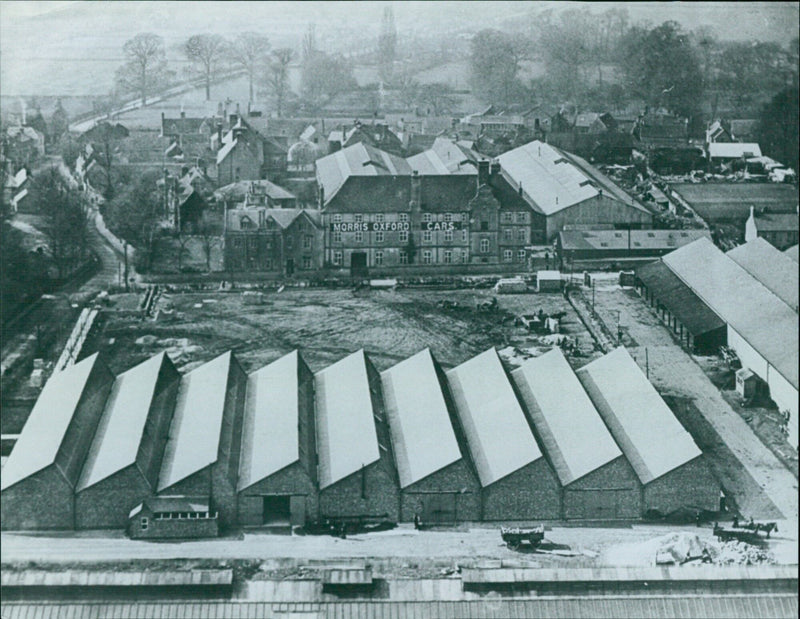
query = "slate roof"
xmin=668 ymin=183 xmax=799 ymax=222
xmin=1 ymin=354 xmax=105 ymax=491
xmin=576 ymin=348 xmax=702 ymax=484
xmin=406 ymin=137 xmax=483 ymax=176
xmin=316 ymin=143 xmax=412 ymax=207
xmin=225 ymin=208 xmax=318 ymax=232
xmin=559 ymin=229 xmax=709 ymax=252
xmin=215 ymin=179 xmax=296 ymax=203
xmin=446 ymin=348 xmax=542 ymax=487
xmin=663 ymin=237 xmax=798 ymax=388
xmin=496 ymin=141 xmax=648 ymax=216
xmin=77 ymin=353 xmax=174 ymax=492
xmin=158 ymin=352 xmax=233 ymax=491
xmin=315 ymin=350 xmax=380 ymax=489
xmin=238 ymin=352 xmax=300 ymax=492
xmin=755 ymin=212 xmax=799 ymax=232
xmin=727 ymin=238 xmax=799 ymax=311
xmin=381 ymin=349 xmax=463 ymax=488
xmin=511 ymin=349 xmax=622 ymax=486
xmin=635 ymin=261 xmax=726 ymax=336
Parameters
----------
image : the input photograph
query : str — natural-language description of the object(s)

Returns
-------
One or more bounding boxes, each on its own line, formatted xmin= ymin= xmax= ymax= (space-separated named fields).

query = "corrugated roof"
xmin=407 ymin=137 xmax=482 ymax=175
xmin=1 ymin=354 xmax=102 ymax=491
xmin=636 ymin=261 xmax=726 ymax=336
xmin=786 ymin=244 xmax=799 ymax=262
xmin=214 ymin=179 xmax=296 ymax=202
xmin=5 ymin=596 xmax=795 ymax=619
xmin=316 ymin=143 xmax=413 ymax=207
xmin=381 ymin=349 xmax=462 ymax=488
xmin=708 ymin=142 xmax=762 ymax=158
xmin=559 ymin=229 xmax=709 ymax=252
xmin=158 ymin=352 xmax=233 ymax=491
xmin=755 ymin=213 xmax=799 ymax=232
xmin=576 ymin=348 xmax=702 ymax=484
xmin=511 ymin=349 xmax=622 ymax=486
xmin=663 ymin=237 xmax=798 ymax=388
xmin=446 ymin=348 xmax=541 ymax=487
xmin=727 ymin=238 xmax=799 ymax=311
xmin=238 ymin=352 xmax=299 ymax=492
xmin=77 ymin=353 xmax=172 ymax=492
xmin=315 ymin=350 xmax=380 ymax=489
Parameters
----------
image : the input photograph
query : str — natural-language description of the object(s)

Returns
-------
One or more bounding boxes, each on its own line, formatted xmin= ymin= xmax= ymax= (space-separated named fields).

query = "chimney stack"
xmin=477 ymin=159 xmax=490 ymax=186
xmin=411 ymin=169 xmax=422 ymax=208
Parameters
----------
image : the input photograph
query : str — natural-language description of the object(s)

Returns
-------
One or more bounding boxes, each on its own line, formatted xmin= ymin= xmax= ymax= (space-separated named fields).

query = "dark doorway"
xmin=263 ymin=495 xmax=291 ymax=525
xmin=285 ymin=259 xmax=294 ymax=276
xmin=350 ymin=252 xmax=368 ymax=277
xmin=422 ymin=494 xmax=456 ymax=525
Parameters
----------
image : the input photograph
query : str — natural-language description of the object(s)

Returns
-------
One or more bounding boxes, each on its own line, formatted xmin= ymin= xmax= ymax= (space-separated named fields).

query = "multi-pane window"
xmin=480 ymin=238 xmax=490 ymax=253
xmin=333 ymin=214 xmax=342 ymax=223
xmin=444 ymin=229 xmax=453 ymax=242
xmin=423 ymin=250 xmax=432 ymax=264
xmin=462 ymin=230 xmax=468 ymax=242
xmin=333 ymin=251 xmax=342 ymax=265
xmin=375 ymin=251 xmax=383 ymax=265
xmin=518 ymin=249 xmax=527 ymax=263
xmin=333 ymin=231 xmax=342 ymax=243
xmin=503 ymin=228 xmax=513 ymax=241
xmin=355 ymin=214 xmax=363 ymax=223
xmin=303 ymin=235 xmax=312 ymax=250
xmin=444 ymin=250 xmax=452 ymax=264
xmin=375 ymin=214 xmax=384 ymax=223
xmin=444 ymin=213 xmax=452 ymax=222
xmin=517 ymin=228 xmax=526 ymax=243
xmin=355 ymin=230 xmax=363 ymax=243
xmin=399 ymin=251 xmax=408 ymax=264
xmin=501 ymin=212 xmax=513 ymax=223
xmin=423 ymin=230 xmax=432 ymax=243
xmin=303 ymin=256 xmax=312 ymax=269
xmin=515 ymin=212 xmax=528 ymax=223
xmin=399 ymin=230 xmax=409 ymax=243
xmin=399 ymin=213 xmax=409 ymax=223
xmin=423 ymin=213 xmax=432 ymax=223
xmin=141 ymin=517 xmax=148 ymax=531
xmin=504 ymin=249 xmax=513 ymax=262
xmin=375 ymin=231 xmax=384 ymax=243
xmin=462 ymin=250 xmax=469 ymax=263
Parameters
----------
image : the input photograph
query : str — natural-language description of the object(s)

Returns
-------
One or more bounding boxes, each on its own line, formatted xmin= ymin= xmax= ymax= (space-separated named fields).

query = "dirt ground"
xmin=589 ymin=279 xmax=798 ymax=522
xmin=81 ymin=288 xmax=596 ymax=375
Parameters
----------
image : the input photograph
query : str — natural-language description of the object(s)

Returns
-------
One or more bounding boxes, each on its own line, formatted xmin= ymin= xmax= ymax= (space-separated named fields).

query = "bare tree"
xmin=302 ymin=23 xmax=317 ymax=65
xmin=183 ymin=34 xmax=228 ymax=100
xmin=262 ymin=48 xmax=295 ymax=117
xmin=115 ymin=33 xmax=172 ymax=106
xmin=197 ymin=221 xmax=218 ymax=271
xmin=230 ymin=32 xmax=270 ymax=102
xmin=176 ymin=233 xmax=191 ymax=271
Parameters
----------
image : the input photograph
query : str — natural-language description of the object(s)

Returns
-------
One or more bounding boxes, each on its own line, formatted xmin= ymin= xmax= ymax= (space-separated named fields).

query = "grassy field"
xmin=81 ymin=288 xmax=596 ymax=376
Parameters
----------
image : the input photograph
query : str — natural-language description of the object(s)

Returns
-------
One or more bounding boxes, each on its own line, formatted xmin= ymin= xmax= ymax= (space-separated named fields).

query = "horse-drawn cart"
xmin=501 ymin=525 xmax=545 ymax=550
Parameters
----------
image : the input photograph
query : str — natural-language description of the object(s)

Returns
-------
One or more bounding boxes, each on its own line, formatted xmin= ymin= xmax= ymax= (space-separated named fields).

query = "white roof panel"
xmin=238 ymin=351 xmax=300 ymax=491
xmin=1 ymin=354 xmax=102 ymax=491
xmin=708 ymin=142 xmax=762 ymax=159
xmin=663 ymin=237 xmax=798 ymax=389
xmin=727 ymin=238 xmax=798 ymax=311
xmin=577 ymin=348 xmax=702 ymax=484
xmin=315 ymin=350 xmax=380 ymax=489
xmin=381 ymin=349 xmax=462 ymax=488
xmin=158 ymin=352 xmax=232 ymax=491
xmin=785 ymin=244 xmax=799 ymax=263
xmin=511 ymin=349 xmax=622 ymax=485
xmin=446 ymin=348 xmax=541 ymax=487
xmin=77 ymin=353 xmax=170 ymax=491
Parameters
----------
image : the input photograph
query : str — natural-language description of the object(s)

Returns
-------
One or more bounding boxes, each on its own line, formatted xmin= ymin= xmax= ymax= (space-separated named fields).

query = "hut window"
xmin=140 ymin=517 xmax=149 ymax=531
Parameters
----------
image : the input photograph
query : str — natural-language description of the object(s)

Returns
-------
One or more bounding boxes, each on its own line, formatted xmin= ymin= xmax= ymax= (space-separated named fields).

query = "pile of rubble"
xmin=714 ymin=541 xmax=775 ymax=566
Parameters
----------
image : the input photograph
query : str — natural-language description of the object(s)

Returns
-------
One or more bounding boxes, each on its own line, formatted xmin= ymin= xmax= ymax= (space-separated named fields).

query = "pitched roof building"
xmin=727 ymin=238 xmax=799 ymax=312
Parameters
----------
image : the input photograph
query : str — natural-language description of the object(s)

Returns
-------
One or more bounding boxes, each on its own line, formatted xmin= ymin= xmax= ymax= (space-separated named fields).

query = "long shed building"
xmin=577 ymin=348 xmax=719 ymax=516
xmin=75 ymin=353 xmax=181 ymax=529
xmin=237 ymin=351 xmax=317 ymax=528
xmin=663 ymin=237 xmax=798 ymax=448
xmin=381 ymin=349 xmax=481 ymax=524
xmin=446 ymin=348 xmax=560 ymax=521
xmin=157 ymin=352 xmax=247 ymax=530
xmin=315 ymin=350 xmax=399 ymax=522
xmin=1 ymin=354 xmax=114 ymax=530
xmin=511 ymin=349 xmax=641 ymax=520
xmin=727 ymin=237 xmax=799 ymax=312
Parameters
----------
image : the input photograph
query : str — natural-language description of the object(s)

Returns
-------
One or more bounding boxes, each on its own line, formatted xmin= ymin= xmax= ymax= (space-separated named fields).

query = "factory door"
xmin=262 ymin=495 xmax=291 ymax=525
xmin=422 ymin=494 xmax=456 ymax=525
xmin=350 ymin=252 xmax=368 ymax=277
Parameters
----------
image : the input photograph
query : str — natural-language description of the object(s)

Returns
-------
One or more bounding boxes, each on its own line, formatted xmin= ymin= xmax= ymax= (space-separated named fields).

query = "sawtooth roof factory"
xmin=1 ymin=345 xmax=719 ymax=534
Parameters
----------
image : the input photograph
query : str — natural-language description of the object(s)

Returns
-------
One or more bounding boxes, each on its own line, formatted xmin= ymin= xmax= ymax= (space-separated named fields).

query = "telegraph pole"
xmin=124 ymin=241 xmax=129 ymax=292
